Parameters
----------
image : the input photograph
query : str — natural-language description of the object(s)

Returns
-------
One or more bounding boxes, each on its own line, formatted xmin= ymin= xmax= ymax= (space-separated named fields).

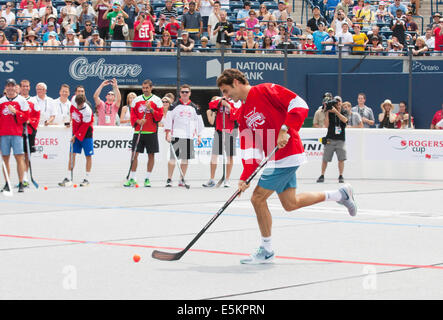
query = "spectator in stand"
xmin=110 ymin=13 xmax=128 ymax=52
xmin=93 ymin=78 xmax=121 ymax=126
xmin=261 ymin=35 xmax=275 ymax=53
xmin=156 ymin=30 xmax=175 ymax=52
xmin=274 ymin=24 xmax=287 ymax=45
xmin=242 ymin=30 xmax=259 ymax=53
xmin=353 ymin=0 xmax=375 ymax=29
xmin=424 ymin=27 xmax=435 ymax=51
xmin=368 ymin=35 xmax=383 ymax=55
xmin=179 ymin=30 xmax=195 ymax=52
xmin=412 ymin=36 xmax=428 ymax=56
xmin=19 ymin=0 xmax=36 ymax=9
xmin=120 ymin=92 xmax=137 ymax=127
xmin=313 ymin=22 xmax=328 ymax=53
xmin=322 ymin=27 xmax=337 ymax=54
xmin=367 ymin=25 xmax=384 ymax=42
xmin=434 ymin=18 xmax=443 ymax=54
xmin=351 ymin=23 xmax=368 ymax=55
xmin=405 ymin=11 xmax=418 ymax=32
xmin=18 ymin=1 xmax=39 ymax=26
xmin=62 ymin=29 xmax=80 ymax=51
xmin=430 ymin=104 xmax=443 ymax=129
xmin=60 ymin=0 xmax=78 ymax=33
xmin=388 ymin=0 xmax=407 ymax=17
xmin=94 ymin=0 xmax=112 ymax=40
xmin=394 ymin=101 xmax=414 ymax=129
xmin=1 ymin=2 xmax=16 ymax=25
xmin=306 ymin=6 xmax=328 ymax=35
xmin=84 ymin=29 xmax=105 ymax=51
xmin=0 ymin=30 xmax=10 ymax=50
xmin=331 ymin=8 xmax=352 ymax=37
xmin=122 ymin=0 xmax=139 ymax=41
xmin=213 ymin=10 xmax=234 ymax=52
xmin=105 ymin=2 xmax=129 ymax=40
xmin=43 ymin=31 xmax=62 ymax=50
xmin=272 ymin=1 xmax=289 ymax=22
xmin=375 ymin=1 xmax=393 ymax=27
xmin=154 ymin=14 xmax=167 ymax=35
xmin=0 ymin=17 xmax=22 ymax=44
xmin=351 ymin=92 xmax=375 ymax=128
xmin=181 ymin=1 xmax=202 ymax=42
xmin=196 ymin=35 xmax=212 ymax=52
xmin=77 ymin=0 xmax=96 ymax=29
xmin=22 ymin=30 xmax=41 ymax=50
xmin=37 ymin=0 xmax=57 ymax=17
xmin=303 ymin=34 xmax=317 ymax=54
xmin=198 ymin=0 xmax=214 ymax=29
xmin=78 ymin=20 xmax=93 ymax=45
xmin=386 ymin=35 xmax=404 ymax=55
xmin=42 ymin=21 xmax=59 ymax=42
xmin=207 ymin=1 xmax=221 ymax=45
xmin=160 ymin=0 xmax=178 ymax=19
xmin=352 ymin=0 xmax=364 ymax=16
xmin=390 ymin=9 xmax=406 ymax=46
xmin=235 ymin=23 xmax=247 ymax=43
xmin=342 ymin=101 xmax=363 ymax=128
xmin=245 ymin=9 xmax=259 ymax=30
xmin=334 ymin=0 xmax=353 ymax=19
xmin=165 ymin=14 xmax=180 ymax=39
xmin=378 ymin=99 xmax=396 ymax=128
xmin=257 ymin=3 xmax=274 ymax=28
xmin=429 ymin=13 xmax=441 ymax=31
xmin=286 ymin=17 xmax=301 ymax=36
xmin=264 ymin=21 xmax=278 ymax=40
xmin=40 ymin=3 xmax=56 ymax=25
xmin=132 ymin=10 xmax=154 ymax=51
xmin=253 ymin=24 xmax=264 ymax=41
xmin=237 ymin=1 xmax=252 ymax=22
xmin=27 ymin=16 xmax=42 ymax=34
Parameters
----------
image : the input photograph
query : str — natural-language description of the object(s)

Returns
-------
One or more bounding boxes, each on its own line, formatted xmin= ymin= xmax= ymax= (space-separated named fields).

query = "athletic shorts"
xmin=132 ymin=132 xmax=159 ymax=154
xmin=212 ymin=130 xmax=237 ymax=157
xmin=0 ymin=135 xmax=24 ymax=156
xmin=23 ymin=132 xmax=36 ymax=154
xmin=170 ymin=137 xmax=195 ymax=160
xmin=322 ymin=139 xmax=347 ymax=162
xmin=258 ymin=166 xmax=299 ymax=194
xmin=72 ymin=137 xmax=94 ymax=156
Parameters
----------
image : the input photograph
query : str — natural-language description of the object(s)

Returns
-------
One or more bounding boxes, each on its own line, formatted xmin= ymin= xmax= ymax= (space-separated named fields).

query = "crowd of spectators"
xmin=0 ymin=0 xmax=440 ymax=54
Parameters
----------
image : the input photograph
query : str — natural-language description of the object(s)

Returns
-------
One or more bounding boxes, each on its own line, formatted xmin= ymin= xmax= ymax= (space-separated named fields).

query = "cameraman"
xmin=213 ymin=10 xmax=234 ymax=52
xmin=316 ymin=95 xmax=348 ymax=184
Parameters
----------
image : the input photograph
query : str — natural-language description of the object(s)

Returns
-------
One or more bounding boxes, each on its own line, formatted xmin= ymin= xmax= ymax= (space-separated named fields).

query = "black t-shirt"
xmin=326 ymin=111 xmax=346 ymax=141
xmin=307 ymin=16 xmax=327 ymax=32
xmin=112 ymin=24 xmax=125 ymax=40
xmin=214 ymin=21 xmax=234 ymax=45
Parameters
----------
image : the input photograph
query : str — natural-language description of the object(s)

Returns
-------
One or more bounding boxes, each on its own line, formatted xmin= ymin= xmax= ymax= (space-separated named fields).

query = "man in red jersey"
xmin=132 ymin=10 xmax=154 ymax=51
xmin=0 ymin=78 xmax=30 ymax=193
xmin=217 ymin=69 xmax=357 ymax=264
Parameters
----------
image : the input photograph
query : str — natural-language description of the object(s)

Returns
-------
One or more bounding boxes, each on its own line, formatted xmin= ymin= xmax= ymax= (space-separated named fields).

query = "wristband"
xmin=280 ymin=124 xmax=288 ymax=131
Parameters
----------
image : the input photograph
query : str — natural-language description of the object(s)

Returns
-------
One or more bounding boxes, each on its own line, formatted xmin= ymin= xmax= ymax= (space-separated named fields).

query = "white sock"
xmin=67 ymin=171 xmax=71 ymax=180
xmin=324 ymin=190 xmax=342 ymax=201
xmin=85 ymin=172 xmax=90 ymax=180
xmin=129 ymin=171 xmax=136 ymax=180
xmin=23 ymin=172 xmax=28 ymax=182
xmin=145 ymin=172 xmax=151 ymax=180
xmin=261 ymin=236 xmax=272 ymax=252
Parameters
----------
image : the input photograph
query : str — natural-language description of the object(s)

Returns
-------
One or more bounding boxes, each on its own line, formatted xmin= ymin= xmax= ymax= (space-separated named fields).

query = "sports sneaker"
xmin=1 ymin=182 xmax=10 ymax=192
xmin=223 ymin=180 xmax=231 ymax=188
xmin=123 ymin=178 xmax=137 ymax=187
xmin=337 ymin=183 xmax=357 ymax=217
xmin=240 ymin=246 xmax=275 ymax=265
xmin=144 ymin=178 xmax=151 ymax=187
xmin=178 ymin=179 xmax=190 ymax=188
xmin=18 ymin=182 xmax=25 ymax=193
xmin=80 ymin=179 xmax=89 ymax=187
xmin=165 ymin=178 xmax=172 ymax=187
xmin=338 ymin=175 xmax=344 ymax=183
xmin=316 ymin=175 xmax=324 ymax=183
xmin=202 ymin=179 xmax=215 ymax=188
xmin=58 ymin=178 xmax=72 ymax=187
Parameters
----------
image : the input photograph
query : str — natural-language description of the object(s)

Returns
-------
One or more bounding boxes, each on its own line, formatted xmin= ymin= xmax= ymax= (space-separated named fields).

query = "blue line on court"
xmin=1 ymin=198 xmax=443 ymax=230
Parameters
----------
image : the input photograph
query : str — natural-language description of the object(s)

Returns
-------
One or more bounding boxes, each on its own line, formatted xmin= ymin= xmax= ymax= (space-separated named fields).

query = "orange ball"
xmin=44 ymin=186 xmax=48 ymax=190
xmin=133 ymin=254 xmax=141 ymax=263
xmin=73 ymin=184 xmax=77 ymax=188
xmin=135 ymin=184 xmax=139 ymax=188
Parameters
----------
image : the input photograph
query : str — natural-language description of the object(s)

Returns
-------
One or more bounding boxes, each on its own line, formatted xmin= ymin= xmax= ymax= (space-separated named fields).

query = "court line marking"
xmin=1 ymin=233 xmax=443 ymax=270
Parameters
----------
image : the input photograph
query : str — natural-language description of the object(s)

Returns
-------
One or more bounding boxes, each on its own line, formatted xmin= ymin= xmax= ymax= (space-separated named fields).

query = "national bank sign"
xmin=206 ymin=58 xmax=284 ymax=81
xmin=69 ymin=57 xmax=143 ymax=82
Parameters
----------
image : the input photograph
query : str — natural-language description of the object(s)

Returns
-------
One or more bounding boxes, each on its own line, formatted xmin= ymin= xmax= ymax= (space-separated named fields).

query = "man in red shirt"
xmin=217 ymin=69 xmax=357 ymax=264
xmin=431 ymin=104 xmax=443 ymax=129
xmin=132 ymin=10 xmax=154 ymax=51
xmin=434 ymin=18 xmax=443 ymax=53
xmin=0 ymin=78 xmax=30 ymax=193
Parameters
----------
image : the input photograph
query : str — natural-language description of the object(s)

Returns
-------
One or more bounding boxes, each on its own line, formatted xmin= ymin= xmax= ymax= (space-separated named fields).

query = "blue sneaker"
xmin=240 ymin=246 xmax=275 ymax=264
xmin=337 ymin=183 xmax=357 ymax=216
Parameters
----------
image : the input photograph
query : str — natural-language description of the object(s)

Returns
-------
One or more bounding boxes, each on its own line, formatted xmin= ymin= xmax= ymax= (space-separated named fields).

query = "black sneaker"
xmin=80 ymin=179 xmax=89 ymax=187
xmin=18 ymin=182 xmax=25 ymax=193
xmin=316 ymin=175 xmax=324 ymax=183
xmin=1 ymin=182 xmax=10 ymax=192
xmin=165 ymin=178 xmax=172 ymax=187
xmin=58 ymin=178 xmax=72 ymax=187
xmin=338 ymin=175 xmax=344 ymax=183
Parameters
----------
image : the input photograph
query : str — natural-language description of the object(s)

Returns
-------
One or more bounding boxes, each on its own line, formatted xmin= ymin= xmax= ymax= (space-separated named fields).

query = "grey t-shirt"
xmin=347 ymin=111 xmax=362 ymax=127
xmin=351 ymin=105 xmax=374 ymax=128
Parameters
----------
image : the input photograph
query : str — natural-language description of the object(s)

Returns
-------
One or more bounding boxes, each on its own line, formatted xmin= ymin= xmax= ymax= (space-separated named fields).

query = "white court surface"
xmin=1 ymin=176 xmax=443 ymax=300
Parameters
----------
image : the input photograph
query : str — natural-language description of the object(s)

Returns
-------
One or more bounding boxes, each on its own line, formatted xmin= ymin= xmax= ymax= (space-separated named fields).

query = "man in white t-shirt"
xmin=207 ymin=0 xmax=221 ymax=45
xmin=53 ymin=84 xmax=72 ymax=126
xmin=337 ymin=22 xmax=353 ymax=55
xmin=31 ymin=82 xmax=56 ymax=126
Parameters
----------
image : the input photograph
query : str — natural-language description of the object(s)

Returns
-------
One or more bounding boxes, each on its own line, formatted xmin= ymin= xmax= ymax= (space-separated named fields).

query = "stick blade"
xmin=31 ymin=179 xmax=39 ymax=189
xmin=2 ymin=190 xmax=13 ymax=197
xmin=151 ymin=250 xmax=183 ymax=261
xmin=215 ymin=177 xmax=224 ymax=188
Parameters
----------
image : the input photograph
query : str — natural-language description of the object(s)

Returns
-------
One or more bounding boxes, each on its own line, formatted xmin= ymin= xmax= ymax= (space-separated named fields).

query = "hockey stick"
xmin=24 ymin=124 xmax=39 ymax=189
xmin=215 ymin=107 xmax=226 ymax=188
xmin=126 ymin=108 xmax=148 ymax=180
xmin=152 ymin=145 xmax=279 ymax=261
xmin=169 ymin=142 xmax=190 ymax=189
xmin=1 ymin=158 xmax=13 ymax=197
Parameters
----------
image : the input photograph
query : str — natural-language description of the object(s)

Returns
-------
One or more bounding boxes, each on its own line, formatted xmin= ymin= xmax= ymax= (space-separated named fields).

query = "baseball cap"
xmin=327 ymin=27 xmax=334 ymax=32
xmin=66 ymin=29 xmax=75 ymax=35
xmin=433 ymin=12 xmax=441 ymax=17
xmin=313 ymin=5 xmax=320 ymax=10
xmin=5 ymin=78 xmax=16 ymax=86
xmin=92 ymin=30 xmax=99 ymax=35
xmin=307 ymin=34 xmax=313 ymax=39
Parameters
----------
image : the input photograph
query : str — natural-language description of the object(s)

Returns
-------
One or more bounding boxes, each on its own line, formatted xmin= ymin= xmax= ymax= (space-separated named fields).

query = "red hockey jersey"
xmin=25 ymin=98 xmax=40 ymax=134
xmin=208 ymin=98 xmax=238 ymax=133
xmin=70 ymin=103 xmax=93 ymax=141
xmin=130 ymin=94 xmax=163 ymax=133
xmin=236 ymin=83 xmax=309 ymax=181
xmin=0 ymin=95 xmax=30 ymax=137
